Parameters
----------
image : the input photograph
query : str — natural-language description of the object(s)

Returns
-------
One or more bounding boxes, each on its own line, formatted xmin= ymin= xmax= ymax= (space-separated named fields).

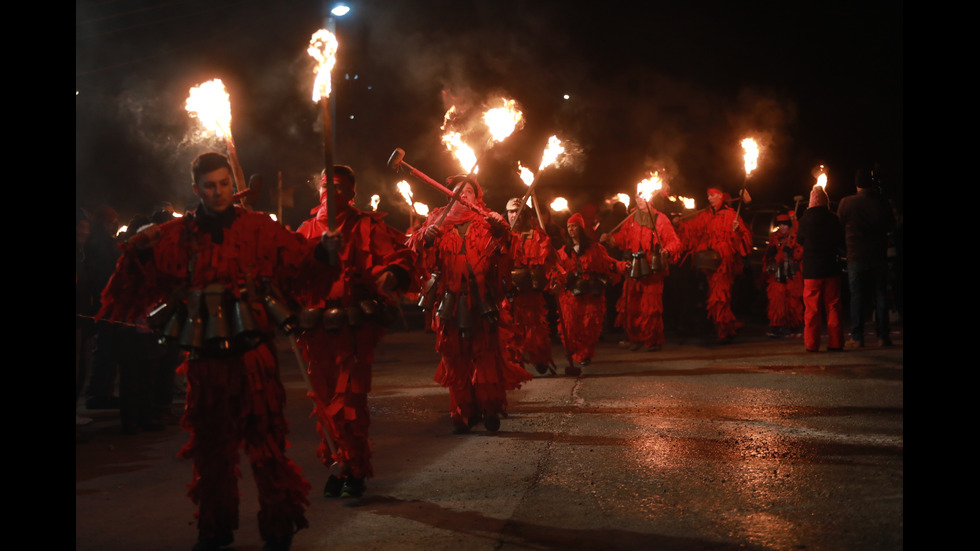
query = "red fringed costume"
xmin=408 ymin=181 xmax=532 ymax=432
xmin=610 ymin=207 xmax=683 ymax=350
xmin=294 ymin=200 xmax=416 ymax=483
xmin=762 ymin=217 xmax=804 ymax=333
xmin=98 ymin=205 xmax=325 ymax=543
xmin=552 ymin=215 xmax=622 ymax=365
xmin=505 ymin=225 xmax=556 ymax=372
xmin=677 ymin=199 xmax=752 ymax=340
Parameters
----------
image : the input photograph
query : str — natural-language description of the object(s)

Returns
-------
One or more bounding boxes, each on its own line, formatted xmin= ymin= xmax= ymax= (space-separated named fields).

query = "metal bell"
xmin=178 ymin=289 xmax=205 ymax=351
xmin=435 ymin=291 xmax=457 ymax=320
xmin=203 ymin=284 xmax=232 ymax=352
xmin=263 ymin=293 xmax=297 ymax=334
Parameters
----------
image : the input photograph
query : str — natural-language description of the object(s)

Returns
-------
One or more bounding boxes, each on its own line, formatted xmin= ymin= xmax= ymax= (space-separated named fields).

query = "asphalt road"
xmin=76 ymin=320 xmax=903 ymax=551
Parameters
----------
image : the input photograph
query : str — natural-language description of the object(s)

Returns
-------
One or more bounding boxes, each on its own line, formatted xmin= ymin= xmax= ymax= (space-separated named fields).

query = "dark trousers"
xmin=846 ymin=261 xmax=890 ymax=342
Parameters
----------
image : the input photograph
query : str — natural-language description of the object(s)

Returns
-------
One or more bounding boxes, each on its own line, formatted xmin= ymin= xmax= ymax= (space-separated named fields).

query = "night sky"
xmin=76 ymin=0 xmax=902 ymax=230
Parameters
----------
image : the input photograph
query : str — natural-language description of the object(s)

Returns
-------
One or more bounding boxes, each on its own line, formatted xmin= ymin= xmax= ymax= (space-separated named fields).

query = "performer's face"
xmin=507 ymin=208 xmax=520 ymax=225
xmin=567 ymin=224 xmax=581 ymax=240
xmin=321 ymin=176 xmax=355 ymax=207
xmin=451 ymin=182 xmax=477 ymax=215
xmin=194 ymin=167 xmax=234 ymax=214
xmin=708 ymin=190 xmax=724 ymax=210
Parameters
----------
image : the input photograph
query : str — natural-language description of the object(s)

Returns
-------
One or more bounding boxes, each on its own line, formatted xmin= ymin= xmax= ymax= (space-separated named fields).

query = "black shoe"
xmin=192 ymin=531 xmax=233 ymax=551
xmin=262 ymin=535 xmax=292 ymax=551
xmin=323 ymin=475 xmax=343 ymax=498
xmin=484 ymin=413 xmax=500 ymax=432
xmin=534 ymin=363 xmax=548 ymax=374
xmin=340 ymin=477 xmax=366 ymax=498
xmin=452 ymin=421 xmax=471 ymax=434
xmin=579 ymin=358 xmax=591 ymax=366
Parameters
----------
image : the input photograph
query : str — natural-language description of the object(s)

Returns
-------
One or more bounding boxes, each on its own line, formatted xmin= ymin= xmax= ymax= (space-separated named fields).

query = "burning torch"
xmin=185 ymin=79 xmax=250 ymax=209
xmin=734 ymin=137 xmax=760 ymax=231
xmin=511 ymin=135 xmax=565 ymax=231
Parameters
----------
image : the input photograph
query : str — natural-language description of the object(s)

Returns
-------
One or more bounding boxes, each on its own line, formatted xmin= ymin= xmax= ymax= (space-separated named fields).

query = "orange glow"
xmin=636 ymin=172 xmax=664 ymax=202
xmin=518 ymin=162 xmax=534 ymax=187
xmin=441 ymin=131 xmax=477 ymax=173
xmin=396 ymin=180 xmax=413 ymax=206
xmin=413 ymin=202 xmax=429 ymax=216
xmin=538 ymin=135 xmax=565 ymax=170
xmin=550 ymin=197 xmax=568 ymax=212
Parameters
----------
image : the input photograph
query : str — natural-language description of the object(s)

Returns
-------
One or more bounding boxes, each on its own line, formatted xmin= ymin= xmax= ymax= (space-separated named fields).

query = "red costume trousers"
xmin=557 ymin=292 xmax=606 ymax=363
xmin=766 ymin=274 xmax=805 ymax=329
xmin=616 ymin=273 xmax=667 ymax=348
xmin=179 ymin=343 xmax=310 ymax=541
xmin=297 ymin=324 xmax=381 ymax=480
xmin=508 ymin=291 xmax=553 ymax=367
xmin=705 ymin=267 xmax=738 ymax=339
xmin=803 ymin=277 xmax=844 ymax=351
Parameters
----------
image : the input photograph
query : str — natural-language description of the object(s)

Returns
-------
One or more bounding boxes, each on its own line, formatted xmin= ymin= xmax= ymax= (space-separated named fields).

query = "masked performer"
xmin=677 ymin=187 xmax=753 ymax=343
xmin=602 ymin=195 xmax=683 ymax=351
xmin=293 ymin=166 xmax=416 ymax=499
xmin=408 ymin=176 xmax=533 ymax=434
xmin=503 ymin=197 xmax=557 ymax=375
xmin=97 ymin=152 xmax=338 ymax=551
xmin=552 ymin=213 xmax=623 ymax=374
xmin=762 ymin=212 xmax=804 ymax=337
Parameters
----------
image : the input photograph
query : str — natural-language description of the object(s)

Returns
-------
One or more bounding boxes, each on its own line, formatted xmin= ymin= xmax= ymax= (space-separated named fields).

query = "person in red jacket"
xmin=552 ymin=213 xmax=623 ymax=374
xmin=602 ymin=195 xmax=683 ymax=351
xmin=762 ymin=212 xmax=805 ymax=337
xmin=504 ymin=197 xmax=557 ymax=375
xmin=97 ymin=152 xmax=336 ymax=551
xmin=677 ymin=187 xmax=753 ymax=343
xmin=408 ymin=176 xmax=533 ymax=434
xmin=293 ymin=166 xmax=417 ymax=499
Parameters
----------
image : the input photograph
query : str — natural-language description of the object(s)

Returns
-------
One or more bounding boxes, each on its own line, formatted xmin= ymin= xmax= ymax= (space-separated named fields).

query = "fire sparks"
xmin=636 ymin=172 xmax=664 ymax=202
xmin=741 ymin=138 xmax=760 ymax=176
xmin=186 ymin=79 xmax=232 ymax=138
xmin=413 ymin=202 xmax=429 ymax=216
xmin=369 ymin=194 xmax=380 ymax=211
xmin=441 ymin=131 xmax=478 ymax=173
xmin=308 ymin=29 xmax=339 ymax=102
xmin=550 ymin=197 xmax=568 ymax=212
xmin=483 ymin=98 xmax=523 ymax=143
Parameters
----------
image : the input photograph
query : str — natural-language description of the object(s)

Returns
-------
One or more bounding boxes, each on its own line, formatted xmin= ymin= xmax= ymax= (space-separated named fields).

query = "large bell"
xmin=264 ymin=293 xmax=297 ymax=334
xmin=630 ymin=252 xmax=651 ymax=278
xmin=455 ymin=293 xmax=474 ymax=338
xmin=178 ymin=289 xmax=205 ymax=351
xmin=650 ymin=248 xmax=668 ymax=273
xmin=435 ymin=291 xmax=456 ymax=320
xmin=203 ymin=284 xmax=232 ymax=352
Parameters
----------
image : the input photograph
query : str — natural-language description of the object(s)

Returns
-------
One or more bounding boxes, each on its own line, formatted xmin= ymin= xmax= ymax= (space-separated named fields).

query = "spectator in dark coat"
xmin=797 ymin=186 xmax=845 ymax=352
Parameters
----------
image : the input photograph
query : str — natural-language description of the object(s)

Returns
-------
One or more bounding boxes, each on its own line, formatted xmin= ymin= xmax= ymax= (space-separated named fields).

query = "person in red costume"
xmin=601 ymin=193 xmax=683 ymax=351
xmin=552 ymin=213 xmax=623 ymax=374
xmin=293 ymin=166 xmax=417 ymax=499
xmin=676 ymin=187 xmax=753 ymax=343
xmin=503 ymin=197 xmax=558 ymax=375
xmin=97 ymin=152 xmax=339 ymax=551
xmin=408 ymin=175 xmax=533 ymax=434
xmin=762 ymin=212 xmax=805 ymax=337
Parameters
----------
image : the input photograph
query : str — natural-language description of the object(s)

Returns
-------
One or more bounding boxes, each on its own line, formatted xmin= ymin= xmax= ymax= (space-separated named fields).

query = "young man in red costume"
xmin=503 ymin=197 xmax=557 ymax=375
xmin=97 ymin=152 xmax=339 ymax=551
xmin=293 ymin=166 xmax=417 ymax=499
xmin=676 ymin=187 xmax=753 ymax=343
xmin=762 ymin=212 xmax=805 ymax=337
xmin=601 ymin=193 xmax=683 ymax=351
xmin=408 ymin=176 xmax=532 ymax=434
xmin=552 ymin=213 xmax=623 ymax=374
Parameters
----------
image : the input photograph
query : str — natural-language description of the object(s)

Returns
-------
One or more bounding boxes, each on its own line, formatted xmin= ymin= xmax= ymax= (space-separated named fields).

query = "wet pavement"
xmin=76 ymin=319 xmax=903 ymax=551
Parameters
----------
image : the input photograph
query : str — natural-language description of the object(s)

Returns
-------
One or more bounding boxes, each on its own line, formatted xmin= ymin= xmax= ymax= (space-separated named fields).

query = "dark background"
xmin=76 ymin=0 xmax=902 ymax=231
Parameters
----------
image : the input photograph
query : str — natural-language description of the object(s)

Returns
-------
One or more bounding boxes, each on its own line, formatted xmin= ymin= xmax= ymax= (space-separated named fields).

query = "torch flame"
xmin=441 ymin=131 xmax=478 ymax=173
xmin=636 ymin=172 xmax=664 ymax=202
xmin=517 ymin=162 xmax=534 ymax=187
xmin=396 ymin=180 xmax=413 ymax=206
xmin=815 ymin=173 xmax=827 ymax=189
xmin=414 ymin=202 xmax=429 ymax=216
xmin=483 ymin=98 xmax=523 ymax=143
xmin=615 ymin=193 xmax=631 ymax=209
xmin=369 ymin=194 xmax=380 ymax=211
xmin=186 ymin=79 xmax=232 ymax=138
xmin=679 ymin=196 xmax=696 ymax=210
xmin=741 ymin=138 xmax=760 ymax=176
xmin=308 ymin=29 xmax=339 ymax=102
xmin=539 ymin=135 xmax=565 ymax=171
xmin=550 ymin=197 xmax=568 ymax=212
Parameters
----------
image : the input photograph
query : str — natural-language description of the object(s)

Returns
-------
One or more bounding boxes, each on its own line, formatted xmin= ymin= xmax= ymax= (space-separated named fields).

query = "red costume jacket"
xmin=98 ymin=205 xmax=325 ymax=541
xmin=293 ymin=203 xmax=417 ymax=479
xmin=763 ymin=227 xmax=804 ymax=329
xmin=505 ymin=226 xmax=556 ymax=369
xmin=552 ymin=240 xmax=622 ymax=363
xmin=408 ymin=203 xmax=532 ymax=427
